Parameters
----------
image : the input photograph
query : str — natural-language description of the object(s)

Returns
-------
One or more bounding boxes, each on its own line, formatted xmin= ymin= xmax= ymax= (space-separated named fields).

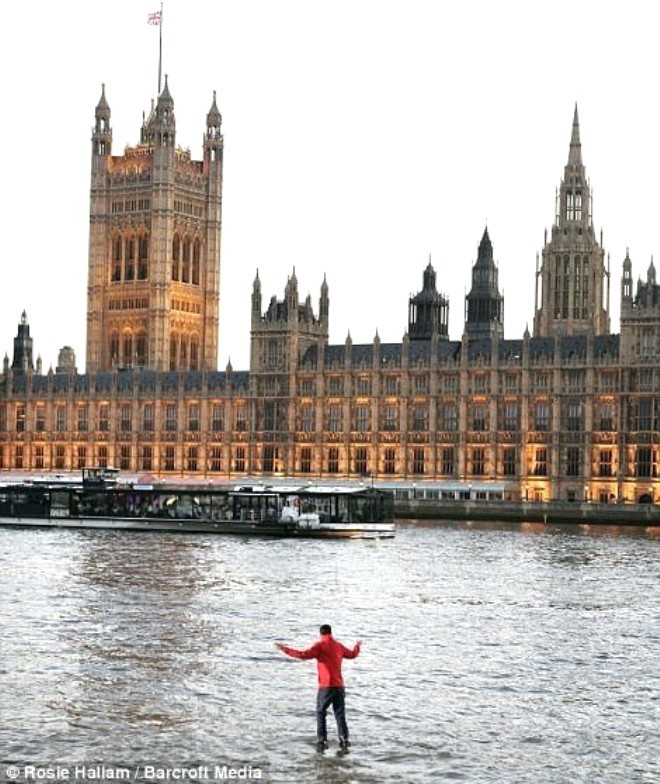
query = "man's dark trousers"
xmin=316 ymin=687 xmax=348 ymax=742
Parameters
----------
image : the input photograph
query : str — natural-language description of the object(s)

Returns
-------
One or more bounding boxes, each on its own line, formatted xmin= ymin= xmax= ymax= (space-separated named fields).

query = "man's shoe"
xmin=316 ymin=740 xmax=328 ymax=753
xmin=339 ymin=738 xmax=351 ymax=750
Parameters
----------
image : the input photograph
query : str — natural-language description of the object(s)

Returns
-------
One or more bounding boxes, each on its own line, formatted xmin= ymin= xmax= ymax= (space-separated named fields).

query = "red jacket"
xmin=280 ymin=633 xmax=361 ymax=687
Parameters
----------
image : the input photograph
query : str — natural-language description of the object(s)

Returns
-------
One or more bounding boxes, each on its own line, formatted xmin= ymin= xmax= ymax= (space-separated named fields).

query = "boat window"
xmin=9 ymin=488 xmax=51 ymax=518
xmin=231 ymin=494 xmax=280 ymax=522
xmin=51 ymin=490 xmax=71 ymax=518
xmin=335 ymin=496 xmax=350 ymax=523
xmin=78 ymin=492 xmax=112 ymax=516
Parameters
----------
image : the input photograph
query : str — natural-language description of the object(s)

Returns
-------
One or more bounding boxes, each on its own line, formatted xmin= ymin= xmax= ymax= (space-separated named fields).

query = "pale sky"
xmin=2 ymin=1 xmax=659 ymax=371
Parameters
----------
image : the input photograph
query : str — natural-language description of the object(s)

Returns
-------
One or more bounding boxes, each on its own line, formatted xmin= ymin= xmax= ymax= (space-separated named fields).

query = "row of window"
xmin=294 ymin=371 xmax=618 ymax=396
xmin=108 ymin=298 xmax=149 ymax=311
xmin=106 ymin=332 xmax=202 ymax=371
xmin=5 ymin=444 xmax=657 ymax=479
xmin=565 ymin=191 xmax=583 ymax=221
xmin=635 ymin=329 xmax=659 ymax=359
xmin=111 ymin=198 xmax=151 ymax=214
xmin=10 ymin=403 xmax=238 ymax=433
xmin=292 ymin=401 xmax=614 ymax=433
xmin=553 ymin=254 xmax=592 ymax=321
xmin=173 ymin=200 xmax=204 ymax=218
xmin=172 ymin=235 xmax=202 ymax=284
xmin=8 ymin=444 xmax=224 ymax=473
xmin=111 ymin=236 xmax=149 ymax=282
xmin=109 ymin=234 xmax=205 ymax=286
xmin=9 ymin=398 xmax=652 ymax=434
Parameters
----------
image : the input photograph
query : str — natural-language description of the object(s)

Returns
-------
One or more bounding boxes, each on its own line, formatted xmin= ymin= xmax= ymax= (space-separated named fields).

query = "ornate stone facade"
xmin=86 ymin=82 xmax=223 ymax=373
xmin=0 ymin=104 xmax=658 ymax=504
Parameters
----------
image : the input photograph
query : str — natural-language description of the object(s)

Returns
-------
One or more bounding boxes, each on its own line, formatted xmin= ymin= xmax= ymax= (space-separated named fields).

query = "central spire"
xmin=567 ymin=103 xmax=582 ymax=168
xmin=533 ymin=106 xmax=610 ymax=338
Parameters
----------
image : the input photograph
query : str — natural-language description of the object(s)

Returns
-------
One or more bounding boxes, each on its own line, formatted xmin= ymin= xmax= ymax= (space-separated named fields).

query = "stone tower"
xmin=533 ymin=106 xmax=610 ymax=338
xmin=86 ymin=81 xmax=223 ymax=372
xmin=11 ymin=311 xmax=34 ymax=373
xmin=408 ymin=258 xmax=449 ymax=341
xmin=465 ymin=227 xmax=504 ymax=340
xmin=249 ymin=271 xmax=329 ymax=470
xmin=249 ymin=270 xmax=329 ymax=376
xmin=620 ymin=250 xmax=660 ymax=363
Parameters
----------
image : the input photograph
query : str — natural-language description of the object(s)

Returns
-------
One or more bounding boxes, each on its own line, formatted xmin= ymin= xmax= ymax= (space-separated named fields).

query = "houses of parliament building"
xmin=1 ymin=81 xmax=659 ymax=505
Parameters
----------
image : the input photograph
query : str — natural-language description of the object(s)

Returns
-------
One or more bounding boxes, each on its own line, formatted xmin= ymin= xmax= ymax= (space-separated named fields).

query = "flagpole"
xmin=158 ymin=2 xmax=163 ymax=94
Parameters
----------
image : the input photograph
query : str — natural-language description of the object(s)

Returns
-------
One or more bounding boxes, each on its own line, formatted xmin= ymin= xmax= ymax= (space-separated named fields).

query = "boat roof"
xmin=233 ymin=484 xmax=381 ymax=495
xmin=0 ymin=476 xmax=388 ymax=496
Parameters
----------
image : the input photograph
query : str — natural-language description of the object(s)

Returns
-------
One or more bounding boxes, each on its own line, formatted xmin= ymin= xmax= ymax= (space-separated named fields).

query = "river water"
xmin=0 ymin=522 xmax=658 ymax=783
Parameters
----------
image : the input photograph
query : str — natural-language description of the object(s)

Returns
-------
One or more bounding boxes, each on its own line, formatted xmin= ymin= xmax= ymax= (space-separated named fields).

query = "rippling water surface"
xmin=1 ymin=522 xmax=659 ymax=783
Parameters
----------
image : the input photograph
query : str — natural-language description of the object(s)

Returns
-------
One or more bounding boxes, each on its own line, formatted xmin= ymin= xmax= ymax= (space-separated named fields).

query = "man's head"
xmin=319 ymin=624 xmax=332 ymax=636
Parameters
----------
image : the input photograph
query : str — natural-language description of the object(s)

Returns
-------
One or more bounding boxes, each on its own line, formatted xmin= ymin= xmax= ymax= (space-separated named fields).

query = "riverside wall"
xmin=394 ymin=499 xmax=660 ymax=526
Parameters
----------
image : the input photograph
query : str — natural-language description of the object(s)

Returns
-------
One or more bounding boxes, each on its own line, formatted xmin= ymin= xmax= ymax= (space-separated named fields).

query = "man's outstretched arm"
xmin=342 ymin=639 xmax=362 ymax=659
xmin=275 ymin=642 xmax=319 ymax=660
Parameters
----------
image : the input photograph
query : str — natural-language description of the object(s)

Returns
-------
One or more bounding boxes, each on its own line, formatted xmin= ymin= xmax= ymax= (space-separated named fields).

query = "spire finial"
xmin=568 ymin=103 xmax=582 ymax=167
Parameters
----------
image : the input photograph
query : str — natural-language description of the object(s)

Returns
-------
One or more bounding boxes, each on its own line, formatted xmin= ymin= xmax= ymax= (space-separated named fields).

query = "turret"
xmin=319 ymin=274 xmax=329 ymax=327
xmin=204 ymin=90 xmax=224 ymax=166
xmin=91 ymin=84 xmax=112 ymax=159
xmin=621 ymin=249 xmax=633 ymax=313
xmin=56 ymin=347 xmax=77 ymax=375
xmin=252 ymin=270 xmax=262 ymax=327
xmin=465 ymin=227 xmax=504 ymax=340
xmin=408 ymin=256 xmax=449 ymax=341
xmin=285 ymin=269 xmax=299 ymax=315
xmin=11 ymin=312 xmax=34 ymax=373
xmin=142 ymin=75 xmax=176 ymax=148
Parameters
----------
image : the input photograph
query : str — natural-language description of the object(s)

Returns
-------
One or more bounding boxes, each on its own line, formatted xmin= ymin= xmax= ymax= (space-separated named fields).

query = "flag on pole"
xmin=148 ymin=10 xmax=161 ymax=25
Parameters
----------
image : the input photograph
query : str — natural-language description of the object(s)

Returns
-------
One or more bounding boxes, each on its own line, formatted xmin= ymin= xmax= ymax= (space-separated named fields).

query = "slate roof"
xmin=303 ymin=334 xmax=620 ymax=369
xmin=0 ymin=334 xmax=623 ymax=395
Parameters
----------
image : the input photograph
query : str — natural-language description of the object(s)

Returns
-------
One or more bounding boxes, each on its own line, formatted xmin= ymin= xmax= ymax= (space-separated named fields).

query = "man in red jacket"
xmin=275 ymin=624 xmax=362 ymax=752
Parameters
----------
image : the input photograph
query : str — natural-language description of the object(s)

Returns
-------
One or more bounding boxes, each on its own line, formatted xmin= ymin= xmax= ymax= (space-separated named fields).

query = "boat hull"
xmin=0 ymin=514 xmax=395 ymax=539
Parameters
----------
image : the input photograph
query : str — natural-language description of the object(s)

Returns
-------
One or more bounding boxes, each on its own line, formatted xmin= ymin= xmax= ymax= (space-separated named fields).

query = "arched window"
xmin=112 ymin=236 xmax=122 ymax=281
xmin=138 ymin=235 xmax=149 ymax=279
xmin=574 ymin=255 xmax=581 ymax=275
xmin=566 ymin=191 xmax=574 ymax=220
xmin=192 ymin=239 xmax=201 ymax=285
xmin=136 ymin=333 xmax=147 ymax=367
xmin=172 ymin=235 xmax=181 ymax=281
xmin=125 ymin=237 xmax=135 ymax=281
xmin=190 ymin=337 xmax=199 ymax=370
xmin=110 ymin=333 xmax=120 ymax=365
xmin=170 ymin=335 xmax=178 ymax=370
xmin=122 ymin=332 xmax=133 ymax=367
xmin=182 ymin=237 xmax=191 ymax=283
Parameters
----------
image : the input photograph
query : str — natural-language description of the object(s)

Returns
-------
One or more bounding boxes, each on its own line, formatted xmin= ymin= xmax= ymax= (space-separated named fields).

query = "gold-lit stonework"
xmin=1 ymin=104 xmax=659 ymax=506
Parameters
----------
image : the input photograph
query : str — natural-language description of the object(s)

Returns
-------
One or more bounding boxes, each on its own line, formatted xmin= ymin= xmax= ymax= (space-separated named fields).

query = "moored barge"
xmin=0 ymin=468 xmax=395 ymax=539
